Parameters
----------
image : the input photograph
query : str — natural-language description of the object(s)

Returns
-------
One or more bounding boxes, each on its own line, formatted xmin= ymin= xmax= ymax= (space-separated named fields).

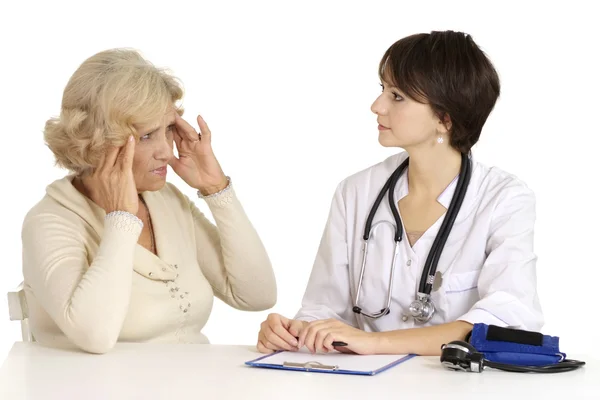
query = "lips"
xmin=151 ymin=166 xmax=167 ymax=176
xmin=378 ymin=123 xmax=390 ymax=130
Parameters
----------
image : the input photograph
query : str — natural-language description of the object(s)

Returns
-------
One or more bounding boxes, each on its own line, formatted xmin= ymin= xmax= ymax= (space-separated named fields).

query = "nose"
xmin=370 ymin=94 xmax=388 ymax=116
xmin=155 ymin=136 xmax=173 ymax=162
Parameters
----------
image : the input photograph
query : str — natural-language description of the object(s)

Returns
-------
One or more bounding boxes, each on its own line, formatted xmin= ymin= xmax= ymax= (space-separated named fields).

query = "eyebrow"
xmin=381 ymin=81 xmax=406 ymax=94
xmin=380 ymin=80 xmax=397 ymax=89
xmin=145 ymin=120 xmax=176 ymax=135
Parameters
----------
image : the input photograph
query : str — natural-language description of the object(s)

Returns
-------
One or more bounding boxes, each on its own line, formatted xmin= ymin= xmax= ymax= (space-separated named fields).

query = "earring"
xmin=437 ymin=135 xmax=444 ymax=144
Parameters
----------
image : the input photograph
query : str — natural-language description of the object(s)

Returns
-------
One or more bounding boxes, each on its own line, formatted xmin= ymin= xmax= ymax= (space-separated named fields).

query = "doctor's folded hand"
xmin=257 ymin=313 xmax=373 ymax=354
xmin=297 ymin=319 xmax=377 ymax=355
xmin=257 ymin=313 xmax=307 ymax=353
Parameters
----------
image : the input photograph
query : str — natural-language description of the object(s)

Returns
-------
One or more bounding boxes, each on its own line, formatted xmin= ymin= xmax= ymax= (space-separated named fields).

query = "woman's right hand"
xmin=83 ymin=135 xmax=139 ymax=215
xmin=257 ymin=313 xmax=307 ymax=353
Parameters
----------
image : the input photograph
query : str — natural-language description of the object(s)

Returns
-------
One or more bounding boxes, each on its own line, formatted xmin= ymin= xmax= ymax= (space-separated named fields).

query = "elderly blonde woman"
xmin=21 ymin=48 xmax=277 ymax=354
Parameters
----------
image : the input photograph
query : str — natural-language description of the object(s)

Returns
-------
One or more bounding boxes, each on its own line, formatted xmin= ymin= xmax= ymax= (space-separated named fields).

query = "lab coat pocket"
xmin=442 ymin=270 xmax=481 ymax=321
xmin=445 ymin=270 xmax=480 ymax=294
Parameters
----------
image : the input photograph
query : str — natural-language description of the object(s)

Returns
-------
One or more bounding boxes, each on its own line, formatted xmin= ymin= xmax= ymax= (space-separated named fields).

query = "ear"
xmin=438 ymin=113 xmax=452 ymax=134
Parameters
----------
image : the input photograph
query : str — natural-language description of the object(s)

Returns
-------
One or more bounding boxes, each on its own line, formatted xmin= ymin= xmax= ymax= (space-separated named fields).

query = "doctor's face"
xmin=371 ymin=79 xmax=446 ymax=149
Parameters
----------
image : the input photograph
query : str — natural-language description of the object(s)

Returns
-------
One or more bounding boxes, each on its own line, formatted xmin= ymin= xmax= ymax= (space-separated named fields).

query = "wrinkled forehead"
xmin=162 ymin=107 xmax=178 ymax=124
xmin=135 ymin=107 xmax=178 ymax=133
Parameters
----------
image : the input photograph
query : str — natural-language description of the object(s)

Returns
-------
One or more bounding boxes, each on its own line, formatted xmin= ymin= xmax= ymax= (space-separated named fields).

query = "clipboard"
xmin=245 ymin=348 xmax=415 ymax=376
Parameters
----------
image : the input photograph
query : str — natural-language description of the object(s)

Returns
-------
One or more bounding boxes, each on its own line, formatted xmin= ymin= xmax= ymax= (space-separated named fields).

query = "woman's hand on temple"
xmin=82 ymin=135 xmax=138 ymax=215
xmin=169 ymin=114 xmax=228 ymax=195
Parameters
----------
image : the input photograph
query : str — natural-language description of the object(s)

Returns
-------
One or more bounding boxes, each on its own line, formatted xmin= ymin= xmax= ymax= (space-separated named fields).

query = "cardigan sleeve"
xmin=22 ymin=210 xmax=142 ymax=354
xmin=188 ymin=182 xmax=277 ymax=311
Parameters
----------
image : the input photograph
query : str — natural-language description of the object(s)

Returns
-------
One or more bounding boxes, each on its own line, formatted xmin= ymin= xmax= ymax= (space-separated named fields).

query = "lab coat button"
xmin=407 ymin=259 xmax=412 ymax=266
xmin=402 ymin=315 xmax=408 ymax=322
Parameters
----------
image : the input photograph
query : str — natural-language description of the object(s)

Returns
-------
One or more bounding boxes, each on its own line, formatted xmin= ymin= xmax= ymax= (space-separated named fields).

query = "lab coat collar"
xmin=394 ymin=154 xmax=468 ymax=209
xmin=396 ymin=167 xmax=459 ymax=209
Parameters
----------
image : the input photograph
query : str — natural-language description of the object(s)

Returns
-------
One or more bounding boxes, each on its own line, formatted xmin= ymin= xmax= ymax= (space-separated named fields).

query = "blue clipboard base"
xmin=245 ymin=351 xmax=416 ymax=376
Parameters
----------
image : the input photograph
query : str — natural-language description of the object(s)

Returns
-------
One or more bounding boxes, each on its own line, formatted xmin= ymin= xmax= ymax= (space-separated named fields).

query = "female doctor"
xmin=257 ymin=30 xmax=544 ymax=356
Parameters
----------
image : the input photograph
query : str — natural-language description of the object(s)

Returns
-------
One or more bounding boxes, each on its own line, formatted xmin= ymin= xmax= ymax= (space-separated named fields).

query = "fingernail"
xmin=291 ymin=339 xmax=298 ymax=346
xmin=129 ymin=135 xmax=133 ymax=142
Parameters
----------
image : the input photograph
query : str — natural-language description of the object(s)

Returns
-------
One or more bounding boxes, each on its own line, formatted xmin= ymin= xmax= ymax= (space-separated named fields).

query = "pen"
xmin=295 ymin=338 xmax=348 ymax=347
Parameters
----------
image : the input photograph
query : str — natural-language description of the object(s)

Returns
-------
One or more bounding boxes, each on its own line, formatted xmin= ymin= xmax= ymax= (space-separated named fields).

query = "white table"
xmin=0 ymin=342 xmax=597 ymax=399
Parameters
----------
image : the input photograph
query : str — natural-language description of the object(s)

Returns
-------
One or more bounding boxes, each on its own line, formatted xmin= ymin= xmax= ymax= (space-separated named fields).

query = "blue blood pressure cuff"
xmin=466 ymin=323 xmax=565 ymax=366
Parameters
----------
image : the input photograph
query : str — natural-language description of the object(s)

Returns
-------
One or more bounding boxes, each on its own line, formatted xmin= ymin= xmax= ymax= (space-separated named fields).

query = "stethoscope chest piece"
xmin=408 ymin=292 xmax=435 ymax=322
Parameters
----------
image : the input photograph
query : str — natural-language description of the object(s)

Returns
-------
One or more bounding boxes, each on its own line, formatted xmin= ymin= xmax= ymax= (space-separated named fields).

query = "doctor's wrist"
xmin=364 ymin=331 xmax=386 ymax=354
xmin=370 ymin=330 xmax=410 ymax=355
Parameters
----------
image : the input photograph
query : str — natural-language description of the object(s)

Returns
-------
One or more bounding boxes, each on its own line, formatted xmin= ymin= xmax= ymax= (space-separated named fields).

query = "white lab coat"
xmin=294 ymin=151 xmax=544 ymax=333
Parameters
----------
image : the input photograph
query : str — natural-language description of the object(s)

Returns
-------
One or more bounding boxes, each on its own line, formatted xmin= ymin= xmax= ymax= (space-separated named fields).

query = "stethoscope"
xmin=352 ymin=152 xmax=472 ymax=323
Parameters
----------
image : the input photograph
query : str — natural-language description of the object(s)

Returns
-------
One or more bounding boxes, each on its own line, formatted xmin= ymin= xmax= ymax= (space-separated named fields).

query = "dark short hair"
xmin=378 ymin=30 xmax=500 ymax=153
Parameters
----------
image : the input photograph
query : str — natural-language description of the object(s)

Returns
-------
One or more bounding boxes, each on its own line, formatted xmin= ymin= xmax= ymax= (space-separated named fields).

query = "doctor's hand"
xmin=297 ymin=319 xmax=379 ymax=355
xmin=169 ymin=113 xmax=228 ymax=196
xmin=257 ymin=313 xmax=307 ymax=354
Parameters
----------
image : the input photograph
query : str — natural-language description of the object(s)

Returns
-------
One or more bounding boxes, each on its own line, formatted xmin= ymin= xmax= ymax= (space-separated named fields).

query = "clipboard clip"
xmin=283 ymin=361 xmax=339 ymax=371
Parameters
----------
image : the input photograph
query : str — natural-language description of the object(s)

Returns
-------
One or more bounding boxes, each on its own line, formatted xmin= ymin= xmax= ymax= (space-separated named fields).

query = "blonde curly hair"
xmin=44 ymin=48 xmax=184 ymax=175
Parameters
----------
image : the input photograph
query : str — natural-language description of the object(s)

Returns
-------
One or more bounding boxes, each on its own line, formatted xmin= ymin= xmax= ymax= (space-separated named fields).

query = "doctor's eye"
xmin=140 ymin=133 xmax=151 ymax=141
xmin=392 ymin=92 xmax=404 ymax=101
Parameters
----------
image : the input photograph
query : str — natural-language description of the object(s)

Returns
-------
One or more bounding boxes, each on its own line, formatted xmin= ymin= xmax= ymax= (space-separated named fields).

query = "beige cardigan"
xmin=21 ymin=175 xmax=276 ymax=353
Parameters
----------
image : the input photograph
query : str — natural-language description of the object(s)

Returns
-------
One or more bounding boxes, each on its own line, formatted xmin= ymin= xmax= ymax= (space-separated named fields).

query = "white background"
xmin=1 ymin=0 xmax=598 ymax=363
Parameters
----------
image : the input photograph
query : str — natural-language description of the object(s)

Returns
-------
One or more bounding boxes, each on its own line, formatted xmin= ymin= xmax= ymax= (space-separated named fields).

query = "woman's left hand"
xmin=297 ymin=319 xmax=380 ymax=355
xmin=169 ymin=113 xmax=228 ymax=195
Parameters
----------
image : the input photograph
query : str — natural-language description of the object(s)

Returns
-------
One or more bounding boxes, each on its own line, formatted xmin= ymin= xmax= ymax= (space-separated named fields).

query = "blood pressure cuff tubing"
xmin=466 ymin=323 xmax=565 ymax=366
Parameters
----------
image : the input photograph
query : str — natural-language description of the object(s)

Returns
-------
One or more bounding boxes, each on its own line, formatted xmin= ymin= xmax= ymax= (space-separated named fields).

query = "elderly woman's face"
xmin=132 ymin=109 xmax=177 ymax=192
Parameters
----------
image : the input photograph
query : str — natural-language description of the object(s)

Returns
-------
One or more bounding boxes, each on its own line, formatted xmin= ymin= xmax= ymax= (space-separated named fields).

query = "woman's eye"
xmin=141 ymin=134 xmax=151 ymax=140
xmin=393 ymin=93 xmax=404 ymax=101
